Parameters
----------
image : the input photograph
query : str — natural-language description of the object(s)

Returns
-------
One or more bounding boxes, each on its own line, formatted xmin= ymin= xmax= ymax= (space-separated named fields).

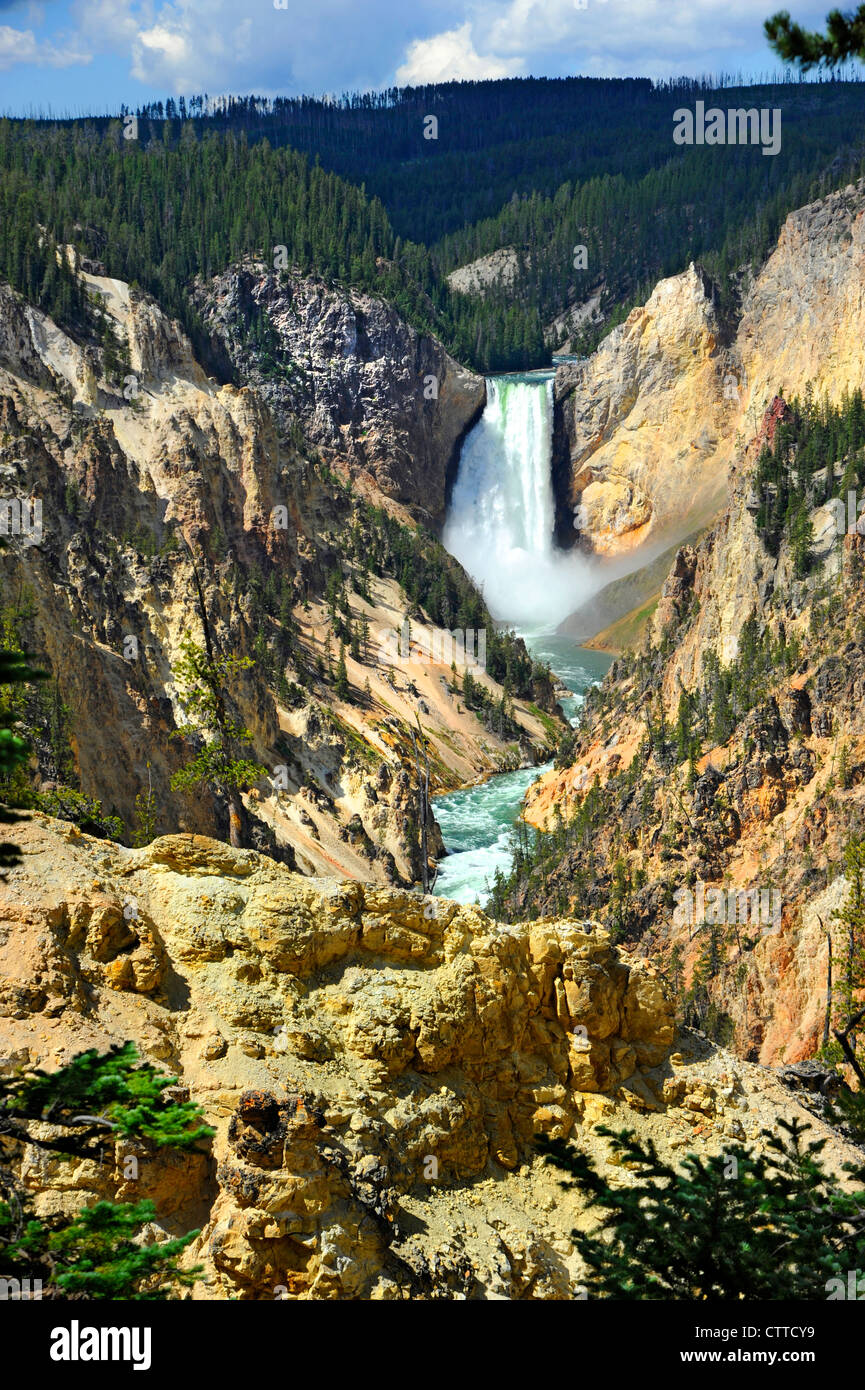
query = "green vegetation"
xmin=132 ymin=762 xmax=158 ymax=847
xmin=0 ymin=1043 xmax=212 ymax=1299
xmin=684 ymin=923 xmax=736 ymax=1044
xmin=829 ymin=834 xmax=865 ymax=1045
xmin=818 ymin=833 xmax=865 ymax=1137
xmin=6 ymin=76 xmax=865 ymax=372
xmin=753 ymin=387 xmax=865 ymax=566
xmin=170 ymin=638 xmax=266 ymax=848
xmin=540 ymin=1115 xmax=865 ymax=1299
xmin=487 ymin=768 xmax=624 ymax=925
xmin=696 ymin=613 xmax=801 ymax=747
xmin=766 ymin=6 xmax=865 ymax=69
xmin=0 ymin=643 xmax=43 ymax=872
xmin=0 ymin=595 xmax=123 ymax=841
xmin=586 ymin=595 xmax=660 ymax=657
xmin=345 ymin=502 xmax=550 ymax=701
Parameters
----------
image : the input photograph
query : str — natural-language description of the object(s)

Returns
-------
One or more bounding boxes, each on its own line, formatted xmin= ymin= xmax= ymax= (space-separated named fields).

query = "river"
xmin=432 ymin=636 xmax=611 ymax=906
xmin=433 ymin=367 xmax=616 ymax=906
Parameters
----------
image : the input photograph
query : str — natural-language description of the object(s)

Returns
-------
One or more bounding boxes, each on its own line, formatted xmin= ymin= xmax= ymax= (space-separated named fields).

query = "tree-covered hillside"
xmin=5 ymin=76 xmax=865 ymax=371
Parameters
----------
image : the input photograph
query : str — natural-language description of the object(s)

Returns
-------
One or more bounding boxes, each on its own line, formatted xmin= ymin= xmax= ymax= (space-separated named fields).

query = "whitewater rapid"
xmin=433 ymin=641 xmax=612 ymax=906
xmin=442 ymin=372 xmax=594 ymax=627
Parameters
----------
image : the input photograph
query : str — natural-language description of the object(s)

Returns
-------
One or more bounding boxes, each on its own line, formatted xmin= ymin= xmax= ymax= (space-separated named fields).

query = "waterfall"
xmin=443 ymin=372 xmax=593 ymax=627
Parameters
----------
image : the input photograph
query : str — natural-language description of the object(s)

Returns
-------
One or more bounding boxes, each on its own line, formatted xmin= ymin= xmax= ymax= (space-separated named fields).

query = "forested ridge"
xmin=5 ymin=75 xmax=865 ymax=371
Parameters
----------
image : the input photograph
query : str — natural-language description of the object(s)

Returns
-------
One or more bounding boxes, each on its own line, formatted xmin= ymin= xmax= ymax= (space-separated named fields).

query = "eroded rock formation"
xmin=2 ymin=815 xmax=859 ymax=1299
xmin=555 ymin=181 xmax=865 ymax=566
xmin=194 ymin=262 xmax=486 ymax=525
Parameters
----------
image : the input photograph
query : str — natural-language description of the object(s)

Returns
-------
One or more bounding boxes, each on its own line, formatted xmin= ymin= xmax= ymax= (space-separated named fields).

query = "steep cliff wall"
xmin=0 ymin=267 xmax=551 ymax=884
xmin=554 ymin=180 xmax=865 ymax=572
xmin=194 ymin=263 xmax=486 ymax=526
xmin=513 ymin=183 xmax=865 ymax=1065
xmin=552 ymin=264 xmax=733 ymax=556
xmin=522 ymin=396 xmax=865 ymax=1064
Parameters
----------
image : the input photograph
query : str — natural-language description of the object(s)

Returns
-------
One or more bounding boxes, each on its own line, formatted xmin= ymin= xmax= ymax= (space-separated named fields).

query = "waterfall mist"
xmin=443 ymin=373 xmax=595 ymax=628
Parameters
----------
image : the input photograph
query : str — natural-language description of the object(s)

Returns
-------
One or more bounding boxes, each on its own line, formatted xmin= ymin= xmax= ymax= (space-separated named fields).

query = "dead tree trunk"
xmin=817 ymin=915 xmax=833 ymax=1052
xmin=181 ymin=534 xmax=245 ymax=849
xmin=409 ymin=715 xmax=430 ymax=894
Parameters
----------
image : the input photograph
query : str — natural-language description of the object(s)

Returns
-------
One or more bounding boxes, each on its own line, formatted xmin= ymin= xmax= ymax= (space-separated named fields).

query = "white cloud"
xmin=398 ymin=0 xmax=836 ymax=83
xmin=395 ymin=21 xmax=523 ymax=84
xmin=6 ymin=0 xmax=839 ymax=98
xmin=73 ymin=0 xmax=144 ymax=49
xmin=134 ymin=23 xmax=190 ymax=69
xmin=0 ymin=24 xmax=37 ymax=66
xmin=124 ymin=5 xmax=253 ymax=91
xmin=75 ymin=0 xmax=253 ymax=91
xmin=0 ymin=23 xmax=91 ymax=69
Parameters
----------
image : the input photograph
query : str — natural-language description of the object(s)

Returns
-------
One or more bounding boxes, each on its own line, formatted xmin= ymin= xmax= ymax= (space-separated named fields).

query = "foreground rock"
xmin=1 ymin=817 xmax=860 ymax=1299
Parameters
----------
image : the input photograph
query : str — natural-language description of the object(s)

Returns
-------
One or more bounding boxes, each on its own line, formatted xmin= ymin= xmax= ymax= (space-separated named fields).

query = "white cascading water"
xmin=443 ymin=372 xmax=592 ymax=627
xmin=436 ymin=370 xmax=613 ymax=904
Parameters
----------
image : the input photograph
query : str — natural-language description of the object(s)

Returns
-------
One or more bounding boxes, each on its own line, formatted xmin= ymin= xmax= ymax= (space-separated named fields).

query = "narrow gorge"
xmin=3 ymin=68 xmax=865 ymax=1314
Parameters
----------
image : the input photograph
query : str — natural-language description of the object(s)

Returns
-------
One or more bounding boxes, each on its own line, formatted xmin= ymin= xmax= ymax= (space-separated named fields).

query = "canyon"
xmin=517 ymin=182 xmax=865 ymax=1071
xmin=3 ymin=163 xmax=865 ymax=1302
xmin=0 ymin=259 xmax=559 ymax=889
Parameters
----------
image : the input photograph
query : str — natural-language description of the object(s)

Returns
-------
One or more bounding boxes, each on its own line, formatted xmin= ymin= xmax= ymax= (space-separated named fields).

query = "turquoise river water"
xmin=432 ymin=636 xmax=612 ymax=906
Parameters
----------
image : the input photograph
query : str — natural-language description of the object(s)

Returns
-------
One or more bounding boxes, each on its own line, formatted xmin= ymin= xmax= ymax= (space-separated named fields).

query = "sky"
xmin=0 ymin=0 xmax=851 ymax=115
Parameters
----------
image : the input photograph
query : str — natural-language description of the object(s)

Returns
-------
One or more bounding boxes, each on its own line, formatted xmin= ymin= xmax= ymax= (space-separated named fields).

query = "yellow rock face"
xmin=556 ymin=264 xmax=732 ymax=556
xmin=2 ymin=815 xmax=858 ymax=1299
xmin=558 ymin=182 xmax=865 ymax=567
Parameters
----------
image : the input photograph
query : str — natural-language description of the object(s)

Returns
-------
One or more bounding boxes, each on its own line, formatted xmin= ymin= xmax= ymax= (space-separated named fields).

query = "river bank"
xmin=433 ymin=637 xmax=612 ymax=904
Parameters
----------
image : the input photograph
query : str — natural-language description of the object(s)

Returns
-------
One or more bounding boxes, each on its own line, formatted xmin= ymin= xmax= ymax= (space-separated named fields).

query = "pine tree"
xmin=824 ymin=833 xmax=865 ymax=1075
xmin=539 ymin=1116 xmax=865 ymax=1299
xmin=170 ymin=638 xmax=265 ymax=848
xmin=0 ymin=1043 xmax=213 ymax=1299
xmin=790 ymin=502 xmax=815 ymax=579
xmin=334 ymin=641 xmax=349 ymax=700
xmin=675 ymin=687 xmax=693 ymax=764
xmin=0 ymin=636 xmax=46 ymax=872
xmin=131 ymin=762 xmax=158 ymax=847
xmin=686 ymin=921 xmax=733 ymax=1041
xmin=766 ymin=6 xmax=865 ymax=68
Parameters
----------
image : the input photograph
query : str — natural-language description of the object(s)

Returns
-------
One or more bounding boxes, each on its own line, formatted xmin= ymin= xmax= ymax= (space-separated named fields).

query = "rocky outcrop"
xmin=3 ymin=815 xmax=859 ymax=1299
xmin=194 ymin=262 xmax=486 ymax=524
xmin=522 ymin=378 xmax=865 ymax=1065
xmin=553 ymin=264 xmax=732 ymax=555
xmin=446 ymin=247 xmax=523 ymax=296
xmin=554 ymin=180 xmax=865 ymax=569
